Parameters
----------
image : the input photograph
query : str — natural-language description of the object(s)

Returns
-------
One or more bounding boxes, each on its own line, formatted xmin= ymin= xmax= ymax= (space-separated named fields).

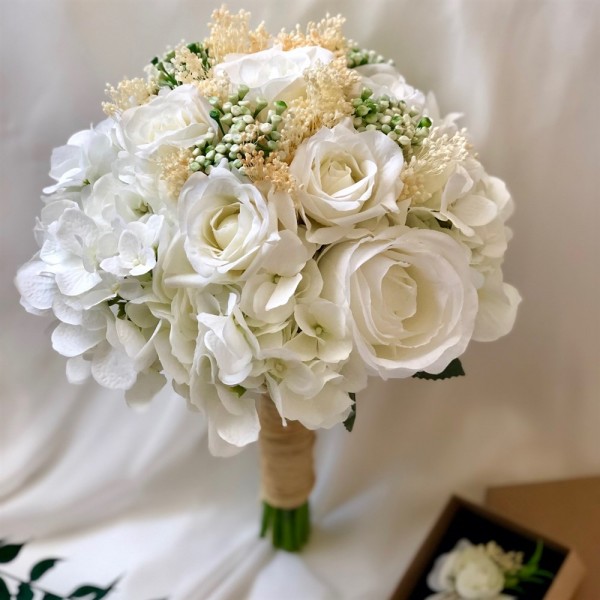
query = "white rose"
xmin=427 ymin=541 xmax=513 ymax=600
xmin=319 ymin=227 xmax=478 ymax=378
xmin=354 ymin=63 xmax=426 ymax=109
xmin=214 ymin=45 xmax=334 ymax=102
xmin=427 ymin=549 xmax=461 ymax=594
xmin=454 ymin=550 xmax=505 ymax=599
xmin=289 ymin=119 xmax=405 ymax=244
xmin=118 ymin=84 xmax=218 ymax=157
xmin=407 ymin=158 xmax=520 ymax=343
xmin=455 ymin=561 xmax=504 ymax=599
xmin=177 ymin=168 xmax=279 ymax=285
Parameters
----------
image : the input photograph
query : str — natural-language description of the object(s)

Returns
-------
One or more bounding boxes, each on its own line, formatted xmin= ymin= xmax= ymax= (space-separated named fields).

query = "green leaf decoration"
xmin=69 ymin=585 xmax=105 ymax=599
xmin=69 ymin=580 xmax=118 ymax=600
xmin=343 ymin=393 xmax=356 ymax=432
xmin=0 ymin=577 xmax=10 ymax=600
xmin=30 ymin=558 xmax=60 ymax=582
xmin=0 ymin=542 xmax=24 ymax=563
xmin=42 ymin=595 xmax=63 ymax=600
xmin=16 ymin=582 xmax=34 ymax=600
xmin=413 ymin=358 xmax=465 ymax=380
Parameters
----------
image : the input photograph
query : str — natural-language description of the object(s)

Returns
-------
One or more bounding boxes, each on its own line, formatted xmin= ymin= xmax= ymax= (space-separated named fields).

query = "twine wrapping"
xmin=258 ymin=395 xmax=316 ymax=509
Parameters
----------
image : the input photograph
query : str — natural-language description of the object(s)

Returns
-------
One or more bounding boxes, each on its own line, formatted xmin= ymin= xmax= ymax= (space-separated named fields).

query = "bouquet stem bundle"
xmin=258 ymin=396 xmax=315 ymax=551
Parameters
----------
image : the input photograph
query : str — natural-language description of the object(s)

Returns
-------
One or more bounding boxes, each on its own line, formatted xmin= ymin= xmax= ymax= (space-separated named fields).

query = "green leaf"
xmin=413 ymin=358 xmax=465 ymax=380
xmin=16 ymin=583 xmax=34 ymax=600
xmin=42 ymin=595 xmax=62 ymax=600
xmin=30 ymin=558 xmax=60 ymax=582
xmin=69 ymin=586 xmax=105 ymax=599
xmin=0 ymin=542 xmax=24 ymax=563
xmin=536 ymin=569 xmax=555 ymax=579
xmin=528 ymin=539 xmax=544 ymax=567
xmin=343 ymin=393 xmax=356 ymax=432
xmin=0 ymin=577 xmax=10 ymax=600
xmin=69 ymin=580 xmax=118 ymax=600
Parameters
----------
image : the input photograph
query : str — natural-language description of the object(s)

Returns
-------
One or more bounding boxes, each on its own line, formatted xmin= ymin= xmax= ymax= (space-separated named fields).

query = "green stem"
xmin=259 ymin=501 xmax=311 ymax=552
xmin=0 ymin=569 xmax=62 ymax=598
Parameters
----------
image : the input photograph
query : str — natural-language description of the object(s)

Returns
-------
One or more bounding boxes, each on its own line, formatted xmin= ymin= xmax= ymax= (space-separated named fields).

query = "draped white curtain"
xmin=1 ymin=1 xmax=598 ymax=598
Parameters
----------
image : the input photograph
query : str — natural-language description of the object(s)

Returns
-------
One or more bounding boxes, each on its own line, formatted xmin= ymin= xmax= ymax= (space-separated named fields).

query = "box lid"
xmin=487 ymin=476 xmax=598 ymax=600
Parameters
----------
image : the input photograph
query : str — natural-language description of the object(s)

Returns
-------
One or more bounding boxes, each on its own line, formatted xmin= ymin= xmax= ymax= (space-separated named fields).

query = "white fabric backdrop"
xmin=1 ymin=1 xmax=599 ymax=598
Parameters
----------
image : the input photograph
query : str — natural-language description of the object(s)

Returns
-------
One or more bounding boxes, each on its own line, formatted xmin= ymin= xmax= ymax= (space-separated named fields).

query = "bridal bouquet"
xmin=16 ymin=8 xmax=520 ymax=551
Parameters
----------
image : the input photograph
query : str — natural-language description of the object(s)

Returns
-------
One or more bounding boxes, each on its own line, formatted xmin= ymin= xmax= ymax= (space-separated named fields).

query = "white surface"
xmin=1 ymin=1 xmax=599 ymax=598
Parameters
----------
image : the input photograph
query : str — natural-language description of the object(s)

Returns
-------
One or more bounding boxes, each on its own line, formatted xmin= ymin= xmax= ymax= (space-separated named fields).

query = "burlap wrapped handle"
xmin=258 ymin=395 xmax=316 ymax=510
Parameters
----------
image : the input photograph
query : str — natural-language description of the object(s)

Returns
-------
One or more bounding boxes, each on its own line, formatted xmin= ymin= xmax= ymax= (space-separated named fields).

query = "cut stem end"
xmin=259 ymin=501 xmax=310 ymax=552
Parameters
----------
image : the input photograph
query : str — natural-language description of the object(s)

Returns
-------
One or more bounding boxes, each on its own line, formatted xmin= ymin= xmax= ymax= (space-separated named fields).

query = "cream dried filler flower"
xmin=15 ymin=7 xmax=521 ymax=551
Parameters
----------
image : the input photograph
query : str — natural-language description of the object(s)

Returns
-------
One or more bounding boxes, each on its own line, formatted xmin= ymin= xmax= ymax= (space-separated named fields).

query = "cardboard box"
xmin=486 ymin=476 xmax=599 ymax=600
xmin=390 ymin=496 xmax=584 ymax=600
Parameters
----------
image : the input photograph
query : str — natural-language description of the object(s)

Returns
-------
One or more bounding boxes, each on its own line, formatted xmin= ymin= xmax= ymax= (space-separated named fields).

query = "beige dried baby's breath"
xmin=171 ymin=44 xmax=209 ymax=84
xmin=276 ymin=57 xmax=359 ymax=163
xmin=277 ymin=14 xmax=348 ymax=56
xmin=205 ymin=6 xmax=270 ymax=65
xmin=102 ymin=78 xmax=157 ymax=117
xmin=399 ymin=129 xmax=473 ymax=205
xmin=157 ymin=147 xmax=193 ymax=200
xmin=241 ymin=151 xmax=296 ymax=193
xmin=484 ymin=541 xmax=524 ymax=574
xmin=195 ymin=73 xmax=231 ymax=104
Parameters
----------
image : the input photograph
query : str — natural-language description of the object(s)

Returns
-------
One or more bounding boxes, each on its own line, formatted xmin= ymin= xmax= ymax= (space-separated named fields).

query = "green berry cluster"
xmin=352 ymin=88 xmax=432 ymax=155
xmin=151 ymin=42 xmax=212 ymax=89
xmin=188 ymin=85 xmax=288 ymax=175
xmin=347 ymin=46 xmax=392 ymax=68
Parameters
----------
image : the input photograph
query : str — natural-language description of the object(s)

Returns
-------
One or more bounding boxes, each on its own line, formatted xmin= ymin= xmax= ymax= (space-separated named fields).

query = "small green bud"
xmin=269 ymin=114 xmax=283 ymax=127
xmin=274 ymin=100 xmax=288 ymax=115
xmin=237 ymin=84 xmax=250 ymax=99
